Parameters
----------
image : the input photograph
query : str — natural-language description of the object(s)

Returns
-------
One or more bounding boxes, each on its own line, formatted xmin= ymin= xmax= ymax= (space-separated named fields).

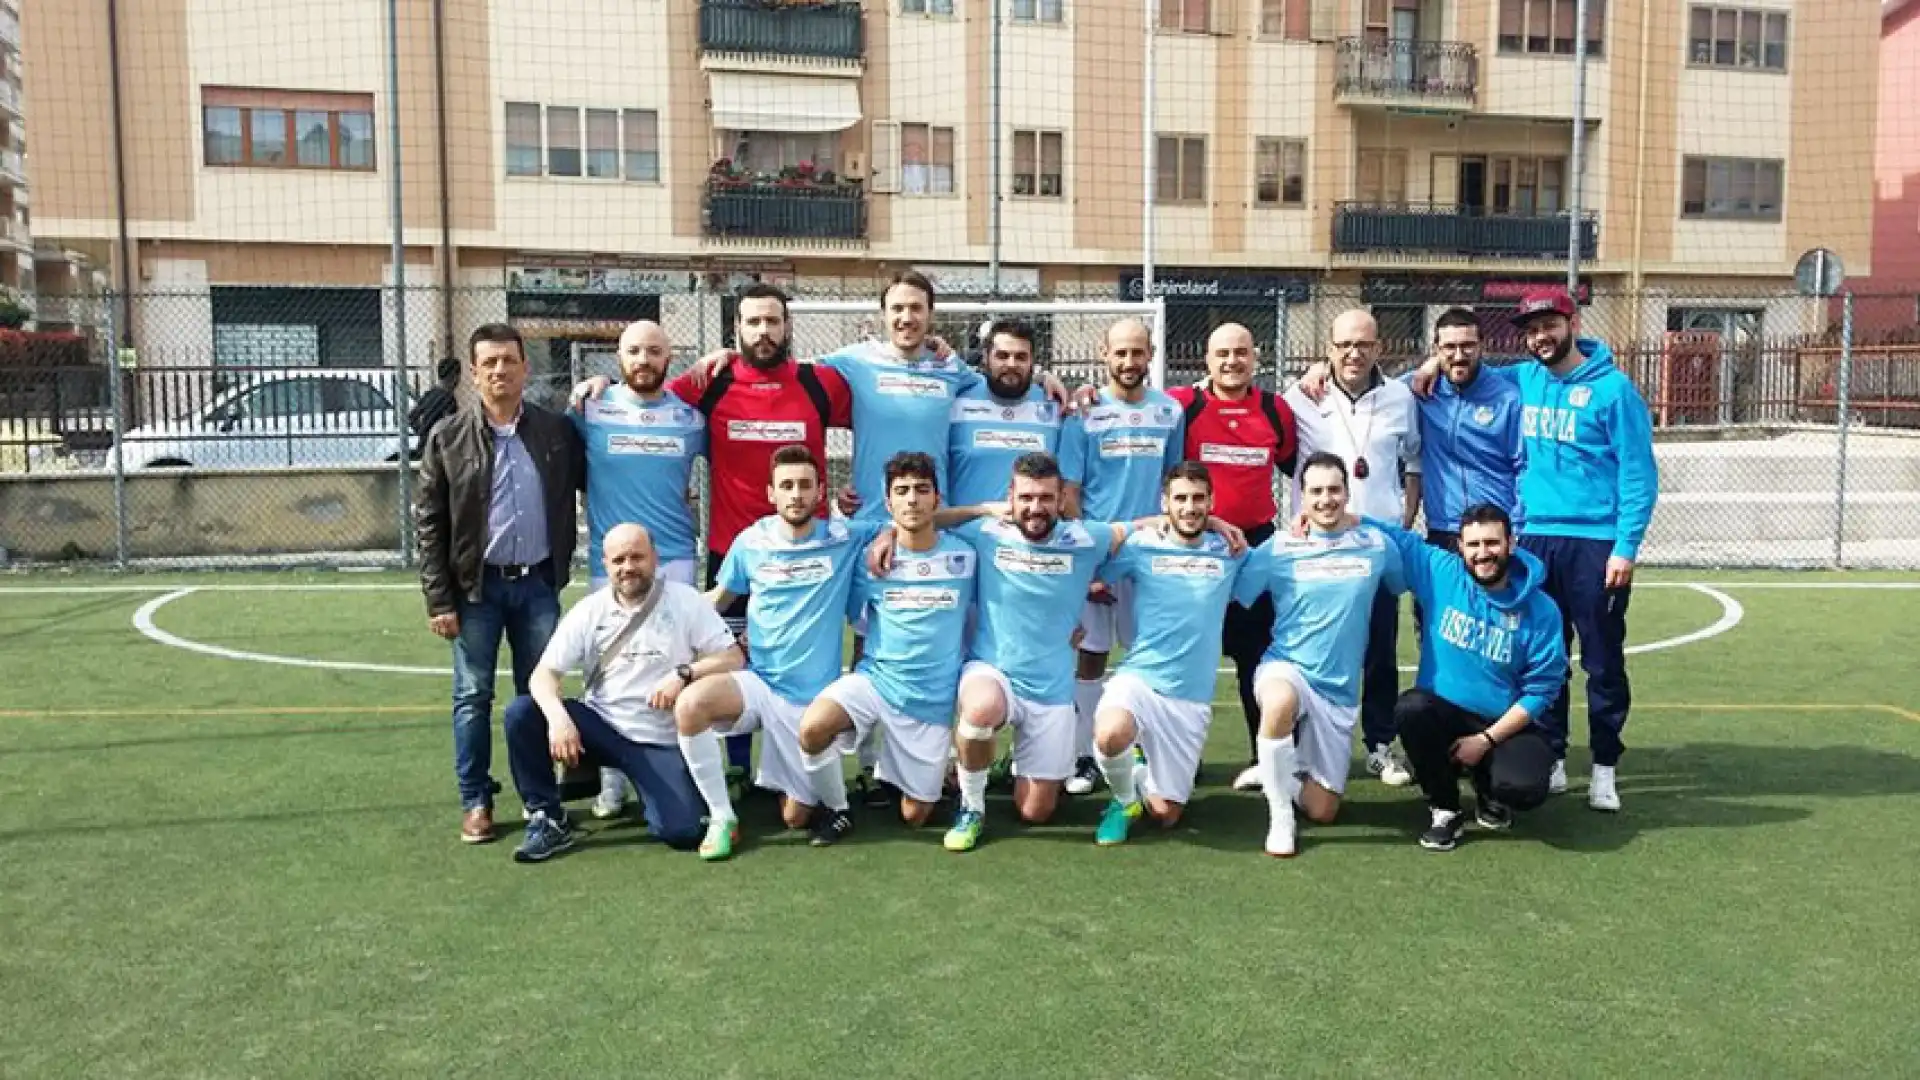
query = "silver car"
xmin=113 ymin=369 xmax=413 ymax=471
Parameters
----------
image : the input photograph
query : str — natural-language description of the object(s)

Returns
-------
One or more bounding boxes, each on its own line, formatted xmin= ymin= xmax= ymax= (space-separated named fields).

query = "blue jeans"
xmin=451 ymin=566 xmax=561 ymax=810
xmin=503 ymin=696 xmax=704 ymax=850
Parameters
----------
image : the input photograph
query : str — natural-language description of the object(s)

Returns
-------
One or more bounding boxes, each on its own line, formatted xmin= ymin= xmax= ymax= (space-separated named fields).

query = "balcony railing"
xmin=34 ymin=295 xmax=106 ymax=327
xmin=0 ymin=81 xmax=20 ymax=116
xmin=1334 ymin=37 xmax=1478 ymax=106
xmin=704 ymin=180 xmax=867 ymax=241
xmin=0 ymin=149 xmax=23 ymax=184
xmin=1333 ymin=202 xmax=1597 ymax=261
xmin=699 ymin=0 xmax=864 ymax=62
xmin=0 ymin=9 xmax=19 ymax=50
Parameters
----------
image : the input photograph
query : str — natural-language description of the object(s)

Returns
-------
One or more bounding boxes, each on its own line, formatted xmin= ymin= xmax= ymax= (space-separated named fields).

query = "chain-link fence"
xmin=2 ymin=281 xmax=1916 ymax=570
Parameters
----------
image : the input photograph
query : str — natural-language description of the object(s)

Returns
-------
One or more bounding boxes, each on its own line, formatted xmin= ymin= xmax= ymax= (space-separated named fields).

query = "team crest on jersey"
xmin=1472 ymin=406 xmax=1496 ymax=426
xmin=946 ymin=553 xmax=969 ymax=575
xmin=1157 ymin=405 xmax=1174 ymax=423
xmin=1568 ymin=387 xmax=1593 ymax=408
xmin=1037 ymin=402 xmax=1056 ymax=423
xmin=1504 ymin=611 xmax=1521 ymax=630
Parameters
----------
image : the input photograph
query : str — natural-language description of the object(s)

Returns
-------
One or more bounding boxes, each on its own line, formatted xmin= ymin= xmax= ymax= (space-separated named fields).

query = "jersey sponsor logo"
xmin=729 ymin=420 xmax=808 ymax=442
xmin=607 ymin=433 xmax=686 ymax=457
xmin=1099 ymin=435 xmax=1166 ymax=458
xmin=1436 ymin=606 xmax=1515 ymax=666
xmin=1082 ymin=407 xmax=1175 ymax=434
xmin=993 ymin=547 xmax=1074 ymax=575
xmin=974 ymin=429 xmax=1048 ymax=452
xmin=1199 ymin=442 xmax=1269 ymax=467
xmin=1150 ymin=554 xmax=1226 ymax=578
xmin=753 ymin=555 xmax=834 ymax=587
xmin=1291 ymin=554 xmax=1376 ymax=581
xmin=1520 ymin=405 xmax=1579 ymax=444
xmin=584 ymin=399 xmax=644 ymax=424
xmin=875 ymin=372 xmax=949 ymax=398
xmin=880 ymin=586 xmax=962 ymax=611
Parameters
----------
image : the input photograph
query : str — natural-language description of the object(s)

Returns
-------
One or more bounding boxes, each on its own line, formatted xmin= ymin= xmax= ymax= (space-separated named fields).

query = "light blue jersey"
xmin=1058 ymin=389 xmax=1185 ymax=522
xmin=1233 ymin=524 xmax=1407 ymax=708
xmin=717 ymin=515 xmax=887 ymax=706
xmin=946 ymin=384 xmax=1063 ymax=508
xmin=849 ymin=533 xmax=978 ymax=725
xmin=954 ymin=517 xmax=1119 ymax=706
xmin=573 ymin=388 xmax=706 ymax=566
xmin=1102 ymin=527 xmax=1248 ymax=704
xmin=820 ymin=341 xmax=982 ymax=521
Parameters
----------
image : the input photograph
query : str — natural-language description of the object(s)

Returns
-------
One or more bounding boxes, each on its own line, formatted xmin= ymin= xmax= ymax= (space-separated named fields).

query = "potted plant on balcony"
xmin=0 ymin=289 xmax=30 ymax=330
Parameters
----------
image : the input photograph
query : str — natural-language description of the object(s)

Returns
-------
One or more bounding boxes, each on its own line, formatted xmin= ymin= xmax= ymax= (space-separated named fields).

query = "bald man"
xmin=572 ymin=320 xmax=711 ymax=819
xmin=503 ymin=523 xmax=745 ymax=863
xmin=1283 ymin=308 xmax=1423 ymax=786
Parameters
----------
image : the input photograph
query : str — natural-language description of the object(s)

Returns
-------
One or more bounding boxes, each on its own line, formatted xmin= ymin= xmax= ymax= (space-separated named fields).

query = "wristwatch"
xmin=675 ymin=663 xmax=694 ymax=683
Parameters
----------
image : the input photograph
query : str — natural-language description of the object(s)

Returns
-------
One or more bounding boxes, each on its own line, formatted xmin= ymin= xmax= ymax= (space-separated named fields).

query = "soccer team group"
xmin=413 ymin=269 xmax=1660 ymax=864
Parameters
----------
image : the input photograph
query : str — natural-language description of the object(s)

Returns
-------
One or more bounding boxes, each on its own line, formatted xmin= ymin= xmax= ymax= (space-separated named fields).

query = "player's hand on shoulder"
xmin=1069 ymin=383 xmax=1099 ymax=414
xmin=1038 ymin=371 xmax=1072 ymax=411
xmin=1287 ymin=511 xmax=1312 ymax=538
xmin=1293 ymin=363 xmax=1330 ymax=403
xmin=1409 ymin=356 xmax=1443 ymax=398
xmin=568 ymin=376 xmax=611 ymax=411
xmin=684 ymin=348 xmax=733 ymax=390
xmin=866 ymin=527 xmax=899 ymax=577
xmin=835 ymin=486 xmax=863 ymax=517
xmin=1208 ymin=516 xmax=1248 ymax=554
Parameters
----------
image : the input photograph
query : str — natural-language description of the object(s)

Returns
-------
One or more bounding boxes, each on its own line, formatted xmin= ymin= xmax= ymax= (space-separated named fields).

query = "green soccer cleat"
xmin=1095 ymin=798 xmax=1142 ymax=847
xmin=699 ymin=816 xmax=739 ymax=862
xmin=943 ymin=809 xmax=985 ymax=852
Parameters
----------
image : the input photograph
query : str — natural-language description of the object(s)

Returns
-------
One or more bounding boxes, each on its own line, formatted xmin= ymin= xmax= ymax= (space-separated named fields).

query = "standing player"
xmin=795 ymin=452 xmax=977 ymax=845
xmin=1059 ymin=318 xmax=1186 ymax=795
xmin=946 ymin=319 xmax=1064 ymax=508
xmin=573 ymin=319 xmax=708 ymax=819
xmin=1089 ymin=462 xmax=1250 ymax=846
xmin=669 ymin=445 xmax=885 ymax=860
xmin=1410 ymin=289 xmax=1657 ymax=810
xmin=1410 ymin=308 xmax=1525 ymax=552
xmin=1234 ymin=452 xmax=1406 ymax=858
xmin=1168 ymin=322 xmax=1297 ymax=794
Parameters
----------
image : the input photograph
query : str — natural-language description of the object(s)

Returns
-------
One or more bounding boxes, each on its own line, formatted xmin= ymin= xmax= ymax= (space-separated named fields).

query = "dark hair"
xmin=737 ymin=282 xmax=790 ymax=318
xmin=884 ymin=450 xmax=940 ymax=495
xmin=880 ymin=269 xmax=936 ymax=310
xmin=984 ymin=318 xmax=1035 ymax=353
xmin=1163 ymin=460 xmax=1213 ymax=491
xmin=1298 ymin=451 xmax=1349 ymax=484
xmin=435 ymin=356 xmax=461 ymax=382
xmin=1459 ymin=502 xmax=1513 ymax=536
xmin=468 ymin=323 xmax=524 ymax=362
xmin=1010 ymin=451 xmax=1061 ymax=483
xmin=768 ymin=443 xmax=820 ymax=477
xmin=1434 ymin=307 xmax=1482 ymax=337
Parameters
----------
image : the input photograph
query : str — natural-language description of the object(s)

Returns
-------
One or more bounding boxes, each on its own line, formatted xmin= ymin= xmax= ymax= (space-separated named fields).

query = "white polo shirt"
xmin=1284 ymin=372 xmax=1422 ymax=524
xmin=538 ymin=581 xmax=736 ymax=746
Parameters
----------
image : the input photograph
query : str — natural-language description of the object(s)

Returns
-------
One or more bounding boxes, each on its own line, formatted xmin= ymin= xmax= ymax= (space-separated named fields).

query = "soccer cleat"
xmin=512 ymin=811 xmax=576 ymax=863
xmin=1589 ymin=765 xmax=1621 ymax=812
xmin=1063 ymin=756 xmax=1101 ymax=796
xmin=809 ymin=808 xmax=854 ymax=847
xmin=591 ymin=772 xmax=628 ymax=820
xmin=988 ymin=748 xmax=1016 ymax=791
xmin=1547 ymin=758 xmax=1569 ymax=794
xmin=699 ymin=816 xmax=740 ymax=861
xmin=1473 ymin=796 xmax=1514 ymax=831
xmin=1419 ymin=808 xmax=1465 ymax=852
xmin=1231 ymin=764 xmax=1263 ymax=792
xmin=943 ymin=809 xmax=985 ymax=852
xmin=1366 ymin=744 xmax=1414 ymax=787
xmin=1264 ymin=805 xmax=1297 ymax=858
xmin=1095 ymin=799 xmax=1141 ymax=847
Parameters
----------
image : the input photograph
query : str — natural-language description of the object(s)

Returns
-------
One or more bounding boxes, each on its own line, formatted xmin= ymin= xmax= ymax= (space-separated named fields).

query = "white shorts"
xmin=1098 ymin=672 xmax=1212 ymax=805
xmin=1254 ymin=660 xmax=1360 ymax=794
xmin=820 ymin=673 xmax=952 ymax=804
xmin=591 ymin=557 xmax=696 ymax=593
xmin=960 ymin=661 xmax=1076 ymax=782
xmin=717 ymin=669 xmax=811 ymax=805
xmin=1076 ymin=577 xmax=1136 ymax=655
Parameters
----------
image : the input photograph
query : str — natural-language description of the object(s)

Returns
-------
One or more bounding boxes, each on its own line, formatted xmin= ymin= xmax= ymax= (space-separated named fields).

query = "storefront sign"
xmin=1118 ymin=267 xmax=1313 ymax=305
xmin=1361 ymin=273 xmax=1594 ymax=306
xmin=913 ymin=264 xmax=1041 ymax=298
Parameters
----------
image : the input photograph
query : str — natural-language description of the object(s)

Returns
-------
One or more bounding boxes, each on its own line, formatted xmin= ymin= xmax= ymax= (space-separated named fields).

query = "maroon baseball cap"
xmin=1510 ymin=288 xmax=1576 ymax=326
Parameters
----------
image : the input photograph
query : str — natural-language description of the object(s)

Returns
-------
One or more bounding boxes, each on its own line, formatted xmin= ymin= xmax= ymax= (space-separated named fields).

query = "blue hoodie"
xmin=1492 ymin=338 xmax=1659 ymax=561
xmin=1403 ymin=364 xmax=1525 ymax=534
xmin=1367 ymin=519 xmax=1568 ymax=726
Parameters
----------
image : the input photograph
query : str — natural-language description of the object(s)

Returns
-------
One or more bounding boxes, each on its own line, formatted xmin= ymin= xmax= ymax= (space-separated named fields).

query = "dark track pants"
xmin=1395 ymin=689 xmax=1555 ymax=813
xmin=1520 ymin=533 xmax=1633 ymax=767
xmin=1224 ymin=522 xmax=1277 ymax=763
xmin=1360 ymin=585 xmax=1402 ymax=751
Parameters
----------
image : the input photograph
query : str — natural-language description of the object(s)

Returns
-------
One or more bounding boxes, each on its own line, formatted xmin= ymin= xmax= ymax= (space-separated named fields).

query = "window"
xmin=1497 ymin=0 xmax=1605 ymax=57
xmin=624 ymin=110 xmax=660 ymax=181
xmin=1155 ymin=135 xmax=1206 ymax=204
xmin=506 ymin=103 xmax=542 ymax=176
xmin=1356 ymin=148 xmax=1406 ymax=203
xmin=1260 ymin=0 xmax=1285 ymax=36
xmin=726 ymin=130 xmax=837 ymax=175
xmin=901 ymin=0 xmax=955 ymax=14
xmin=547 ymin=107 xmax=582 ymax=177
xmin=1010 ymin=0 xmax=1064 ymax=23
xmin=1681 ymin=156 xmax=1784 ymax=221
xmin=200 ymin=88 xmax=376 ymax=171
xmin=1688 ymin=6 xmax=1788 ymax=71
xmin=1011 ymin=130 xmax=1064 ymax=197
xmin=1255 ymin=137 xmax=1305 ymax=206
xmin=1158 ymin=0 xmax=1222 ymax=34
xmin=585 ymin=109 xmax=619 ymax=179
xmin=1481 ymin=155 xmax=1566 ymax=214
xmin=901 ymin=123 xmax=956 ymax=196
xmin=507 ymin=103 xmax=660 ymax=181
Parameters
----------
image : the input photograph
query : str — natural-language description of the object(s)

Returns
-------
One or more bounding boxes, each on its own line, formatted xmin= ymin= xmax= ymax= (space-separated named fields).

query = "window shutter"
xmin=870 ymin=121 xmax=901 ymax=193
xmin=1209 ymin=0 xmax=1235 ymax=36
xmin=1308 ymin=0 xmax=1338 ymax=41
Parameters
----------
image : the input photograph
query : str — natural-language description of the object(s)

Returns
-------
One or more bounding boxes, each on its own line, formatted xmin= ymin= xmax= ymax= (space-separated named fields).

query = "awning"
xmin=709 ymin=71 xmax=861 ymax=133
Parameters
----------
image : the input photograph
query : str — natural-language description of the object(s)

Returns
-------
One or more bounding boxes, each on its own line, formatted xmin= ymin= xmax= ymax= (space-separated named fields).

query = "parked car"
xmin=111 ymin=369 xmax=416 ymax=471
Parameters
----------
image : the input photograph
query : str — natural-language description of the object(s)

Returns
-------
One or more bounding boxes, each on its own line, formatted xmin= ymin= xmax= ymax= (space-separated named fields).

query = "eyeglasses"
xmin=1331 ymin=340 xmax=1378 ymax=352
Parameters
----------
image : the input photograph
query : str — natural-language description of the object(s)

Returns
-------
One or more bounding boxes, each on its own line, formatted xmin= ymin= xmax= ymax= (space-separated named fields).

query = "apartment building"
xmin=21 ymin=0 xmax=1880 ymax=393
xmin=1854 ymin=0 xmax=1920 ymax=332
xmin=0 ymin=0 xmax=29 ymax=318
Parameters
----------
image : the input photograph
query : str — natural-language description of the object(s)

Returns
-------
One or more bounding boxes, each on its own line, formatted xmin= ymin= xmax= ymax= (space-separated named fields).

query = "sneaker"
xmin=854 ymin=770 xmax=901 ymax=810
xmin=460 ymin=806 xmax=495 ymax=844
xmin=1366 ymin=744 xmax=1414 ymax=787
xmin=699 ymin=816 xmax=740 ymax=861
xmin=1473 ymin=795 xmax=1514 ymax=831
xmin=809 ymin=807 xmax=854 ymax=847
xmin=943 ymin=809 xmax=985 ymax=852
xmin=1063 ymin=756 xmax=1101 ymax=796
xmin=1264 ymin=805 xmax=1297 ymax=858
xmin=512 ymin=811 xmax=576 ymax=863
xmin=1419 ymin=808 xmax=1465 ymax=852
xmin=591 ymin=772 xmax=628 ymax=820
xmin=1589 ymin=765 xmax=1621 ymax=812
xmin=1548 ymin=758 xmax=1569 ymax=795
xmin=1095 ymin=799 xmax=1141 ymax=847
xmin=1230 ymin=764 xmax=1263 ymax=792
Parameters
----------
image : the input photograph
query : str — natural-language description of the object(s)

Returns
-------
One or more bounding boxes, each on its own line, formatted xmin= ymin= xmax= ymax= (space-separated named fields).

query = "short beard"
xmin=1470 ymin=555 xmax=1511 ymax=587
xmin=1111 ymin=369 xmax=1144 ymax=390
xmin=745 ymin=339 xmax=791 ymax=370
xmin=1017 ymin=513 xmax=1055 ymax=543
xmin=1540 ymin=335 xmax=1575 ymax=366
xmin=988 ymin=371 xmax=1032 ymax=400
xmin=624 ymin=369 xmax=665 ymax=395
xmin=1170 ymin=514 xmax=1207 ymax=540
xmin=616 ymin=576 xmax=653 ymax=604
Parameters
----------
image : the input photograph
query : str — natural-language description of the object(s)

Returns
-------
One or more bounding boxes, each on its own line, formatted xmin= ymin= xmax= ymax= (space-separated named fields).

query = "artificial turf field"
xmin=1 ymin=568 xmax=1917 ymax=1078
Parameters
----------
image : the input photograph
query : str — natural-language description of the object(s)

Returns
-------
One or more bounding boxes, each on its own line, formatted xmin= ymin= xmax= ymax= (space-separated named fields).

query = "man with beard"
xmin=1058 ymin=318 xmax=1187 ymax=797
xmin=1353 ymin=503 xmax=1567 ymax=852
xmin=1412 ymin=309 xmax=1524 ymax=552
xmin=573 ymin=320 xmax=709 ymax=820
xmin=1089 ymin=461 xmax=1250 ymax=846
xmin=501 ymin=523 xmax=745 ymax=863
xmin=946 ymin=319 xmax=1063 ymax=508
xmin=670 ymin=445 xmax=888 ymax=859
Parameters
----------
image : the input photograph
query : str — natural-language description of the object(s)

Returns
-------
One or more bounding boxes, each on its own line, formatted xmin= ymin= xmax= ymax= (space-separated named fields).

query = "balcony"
xmin=0 ymin=7 xmax=18 ymax=50
xmin=704 ymin=179 xmax=866 ymax=243
xmin=34 ymin=294 xmax=106 ymax=328
xmin=1333 ymin=202 xmax=1597 ymax=262
xmin=0 ymin=218 xmax=28 ymax=251
xmin=0 ymin=149 xmax=23 ymax=186
xmin=0 ymin=81 xmax=20 ymax=117
xmin=699 ymin=0 xmax=864 ymax=64
xmin=1334 ymin=37 xmax=1478 ymax=110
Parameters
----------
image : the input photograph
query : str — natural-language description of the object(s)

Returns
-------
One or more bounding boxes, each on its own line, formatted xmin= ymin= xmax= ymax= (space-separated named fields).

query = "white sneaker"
xmin=1264 ymin=805 xmax=1297 ymax=858
xmin=1547 ymin=758 xmax=1569 ymax=795
xmin=1231 ymin=764 xmax=1263 ymax=792
xmin=1588 ymin=765 xmax=1620 ymax=812
xmin=591 ymin=770 xmax=628 ymax=819
xmin=1063 ymin=756 xmax=1099 ymax=796
xmin=1366 ymin=745 xmax=1414 ymax=787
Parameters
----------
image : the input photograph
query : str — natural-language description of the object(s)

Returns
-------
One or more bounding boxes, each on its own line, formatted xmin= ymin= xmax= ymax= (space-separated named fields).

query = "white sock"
xmin=1256 ymin=734 xmax=1299 ymax=819
xmin=1073 ymin=679 xmax=1105 ymax=758
xmin=1097 ymin=748 xmax=1137 ymax=804
xmin=803 ymin=747 xmax=850 ymax=812
xmin=598 ymin=766 xmax=626 ymax=798
xmin=677 ymin=730 xmax=735 ymax=822
xmin=957 ymin=766 xmax=989 ymax=813
xmin=856 ymin=736 xmax=879 ymax=773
